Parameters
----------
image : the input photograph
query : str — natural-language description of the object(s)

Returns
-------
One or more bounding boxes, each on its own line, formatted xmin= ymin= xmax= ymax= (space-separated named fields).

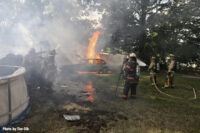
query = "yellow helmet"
xmin=151 ymin=56 xmax=156 ymax=60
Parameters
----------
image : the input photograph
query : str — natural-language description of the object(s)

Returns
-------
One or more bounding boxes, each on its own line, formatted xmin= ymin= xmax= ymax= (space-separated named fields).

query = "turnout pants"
xmin=122 ymin=81 xmax=137 ymax=98
xmin=165 ymin=71 xmax=175 ymax=88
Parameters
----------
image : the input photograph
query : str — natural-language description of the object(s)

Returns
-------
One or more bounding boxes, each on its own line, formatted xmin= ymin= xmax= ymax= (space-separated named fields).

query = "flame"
xmin=81 ymin=81 xmax=95 ymax=102
xmin=76 ymin=30 xmax=114 ymax=75
xmin=87 ymin=31 xmax=102 ymax=64
xmin=77 ymin=71 xmax=98 ymax=74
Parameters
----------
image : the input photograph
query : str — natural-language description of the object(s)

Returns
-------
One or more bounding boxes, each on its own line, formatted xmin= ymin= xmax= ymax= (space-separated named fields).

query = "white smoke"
xmin=0 ymin=0 xmax=112 ymax=66
xmin=0 ymin=0 xmax=98 ymax=63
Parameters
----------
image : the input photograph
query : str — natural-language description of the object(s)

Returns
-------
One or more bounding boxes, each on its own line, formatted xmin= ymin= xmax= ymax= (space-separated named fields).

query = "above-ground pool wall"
xmin=0 ymin=67 xmax=29 ymax=127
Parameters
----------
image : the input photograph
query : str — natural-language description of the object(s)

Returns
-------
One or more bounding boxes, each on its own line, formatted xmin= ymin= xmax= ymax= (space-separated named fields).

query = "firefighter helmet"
xmin=169 ymin=54 xmax=175 ymax=57
xmin=129 ymin=53 xmax=136 ymax=57
xmin=151 ymin=56 xmax=156 ymax=60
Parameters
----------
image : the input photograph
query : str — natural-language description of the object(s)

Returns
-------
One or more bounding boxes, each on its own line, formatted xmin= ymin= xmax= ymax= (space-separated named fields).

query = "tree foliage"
xmin=99 ymin=0 xmax=200 ymax=65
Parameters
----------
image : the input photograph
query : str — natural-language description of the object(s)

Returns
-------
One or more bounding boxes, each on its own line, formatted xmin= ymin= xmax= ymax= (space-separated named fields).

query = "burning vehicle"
xmin=61 ymin=31 xmax=113 ymax=75
xmin=78 ymin=31 xmax=113 ymax=74
xmin=77 ymin=58 xmax=112 ymax=74
xmin=61 ymin=58 xmax=112 ymax=75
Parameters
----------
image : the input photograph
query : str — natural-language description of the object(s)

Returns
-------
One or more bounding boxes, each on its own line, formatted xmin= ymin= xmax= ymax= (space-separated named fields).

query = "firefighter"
xmin=164 ymin=54 xmax=175 ymax=88
xmin=148 ymin=56 xmax=157 ymax=85
xmin=23 ymin=48 xmax=37 ymax=85
xmin=122 ymin=53 xmax=139 ymax=99
xmin=44 ymin=49 xmax=57 ymax=90
xmin=24 ymin=48 xmax=43 ymax=89
xmin=24 ymin=48 xmax=37 ymax=69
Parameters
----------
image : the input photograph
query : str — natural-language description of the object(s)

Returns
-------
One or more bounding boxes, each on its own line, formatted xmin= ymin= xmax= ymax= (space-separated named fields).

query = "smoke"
xmin=0 ymin=0 xmax=172 ymax=66
xmin=0 ymin=0 xmax=108 ymax=67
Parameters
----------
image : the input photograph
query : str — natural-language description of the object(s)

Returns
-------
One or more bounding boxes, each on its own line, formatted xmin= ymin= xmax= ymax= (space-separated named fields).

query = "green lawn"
xmin=16 ymin=73 xmax=200 ymax=133
xmin=97 ymin=73 xmax=200 ymax=133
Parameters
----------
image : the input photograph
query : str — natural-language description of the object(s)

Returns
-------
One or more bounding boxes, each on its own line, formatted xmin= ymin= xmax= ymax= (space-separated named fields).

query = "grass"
xmin=95 ymin=73 xmax=200 ymax=133
xmin=16 ymin=72 xmax=200 ymax=133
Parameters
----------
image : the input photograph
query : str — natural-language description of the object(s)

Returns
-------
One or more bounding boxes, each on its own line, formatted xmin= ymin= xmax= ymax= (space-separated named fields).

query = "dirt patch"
xmin=56 ymin=106 xmax=127 ymax=133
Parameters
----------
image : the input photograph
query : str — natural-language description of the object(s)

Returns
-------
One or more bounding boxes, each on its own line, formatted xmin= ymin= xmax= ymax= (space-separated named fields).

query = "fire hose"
xmin=151 ymin=73 xmax=197 ymax=100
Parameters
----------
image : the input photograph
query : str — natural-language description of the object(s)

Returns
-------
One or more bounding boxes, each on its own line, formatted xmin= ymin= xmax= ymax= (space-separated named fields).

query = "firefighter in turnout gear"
xmin=122 ymin=53 xmax=139 ymax=99
xmin=44 ymin=49 xmax=57 ymax=90
xmin=164 ymin=54 xmax=175 ymax=88
xmin=23 ymin=48 xmax=46 ymax=89
xmin=148 ymin=57 xmax=157 ymax=85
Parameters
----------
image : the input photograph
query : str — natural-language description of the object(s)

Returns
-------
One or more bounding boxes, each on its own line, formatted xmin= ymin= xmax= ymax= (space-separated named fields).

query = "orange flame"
xmin=77 ymin=71 xmax=98 ymax=74
xmin=81 ymin=81 xmax=95 ymax=102
xmin=87 ymin=31 xmax=102 ymax=64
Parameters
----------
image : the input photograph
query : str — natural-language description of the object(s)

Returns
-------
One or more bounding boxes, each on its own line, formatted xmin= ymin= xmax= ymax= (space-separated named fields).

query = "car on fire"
xmin=60 ymin=58 xmax=113 ymax=75
xmin=78 ymin=59 xmax=112 ymax=74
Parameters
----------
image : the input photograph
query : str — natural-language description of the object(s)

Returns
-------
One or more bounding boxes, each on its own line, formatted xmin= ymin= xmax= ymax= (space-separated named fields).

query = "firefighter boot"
xmin=122 ymin=95 xmax=128 ymax=100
